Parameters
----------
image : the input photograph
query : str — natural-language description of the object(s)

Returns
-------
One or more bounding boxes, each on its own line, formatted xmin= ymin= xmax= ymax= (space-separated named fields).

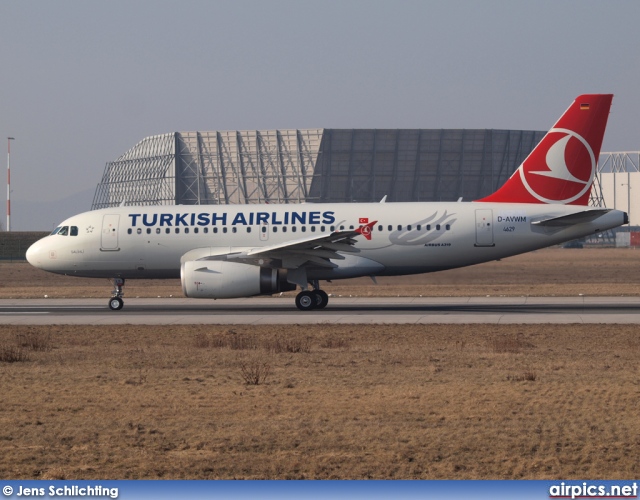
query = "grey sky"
xmin=1 ymin=0 xmax=639 ymax=230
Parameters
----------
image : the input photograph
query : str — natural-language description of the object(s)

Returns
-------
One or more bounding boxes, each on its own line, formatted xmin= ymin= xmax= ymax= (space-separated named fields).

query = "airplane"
xmin=26 ymin=94 xmax=627 ymax=311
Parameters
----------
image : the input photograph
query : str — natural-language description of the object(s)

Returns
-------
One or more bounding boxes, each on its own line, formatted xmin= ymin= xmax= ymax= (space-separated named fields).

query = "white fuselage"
xmin=26 ymin=201 xmax=626 ymax=281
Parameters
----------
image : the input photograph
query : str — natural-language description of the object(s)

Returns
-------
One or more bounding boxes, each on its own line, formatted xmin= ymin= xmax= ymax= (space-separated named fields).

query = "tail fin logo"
xmin=519 ymin=128 xmax=595 ymax=204
xmin=476 ymin=94 xmax=611 ymax=206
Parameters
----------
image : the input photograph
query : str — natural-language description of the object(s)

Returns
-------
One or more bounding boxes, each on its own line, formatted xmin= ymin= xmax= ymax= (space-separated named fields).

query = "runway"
xmin=0 ymin=296 xmax=639 ymax=324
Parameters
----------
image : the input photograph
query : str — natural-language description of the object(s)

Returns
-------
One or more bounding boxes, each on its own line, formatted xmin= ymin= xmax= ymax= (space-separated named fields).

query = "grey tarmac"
xmin=0 ymin=296 xmax=639 ymax=325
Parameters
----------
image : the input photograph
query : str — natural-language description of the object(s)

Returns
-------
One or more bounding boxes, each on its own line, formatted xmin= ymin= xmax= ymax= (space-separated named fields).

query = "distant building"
xmin=597 ymin=152 xmax=640 ymax=228
xmin=92 ymin=129 xmax=546 ymax=209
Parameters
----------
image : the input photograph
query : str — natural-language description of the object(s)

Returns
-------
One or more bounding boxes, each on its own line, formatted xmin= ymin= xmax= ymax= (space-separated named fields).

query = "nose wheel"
xmin=109 ymin=297 xmax=124 ymax=311
xmin=109 ymin=278 xmax=125 ymax=311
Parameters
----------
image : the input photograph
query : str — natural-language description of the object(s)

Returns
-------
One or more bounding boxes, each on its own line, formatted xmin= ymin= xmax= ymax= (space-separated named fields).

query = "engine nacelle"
xmin=181 ymin=260 xmax=296 ymax=299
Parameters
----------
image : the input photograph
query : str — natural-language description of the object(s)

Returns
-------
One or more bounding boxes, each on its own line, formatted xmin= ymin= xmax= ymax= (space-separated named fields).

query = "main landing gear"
xmin=295 ymin=281 xmax=329 ymax=311
xmin=108 ymin=278 xmax=125 ymax=311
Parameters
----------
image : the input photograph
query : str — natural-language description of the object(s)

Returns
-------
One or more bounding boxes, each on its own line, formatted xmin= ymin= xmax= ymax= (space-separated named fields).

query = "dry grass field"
xmin=1 ymin=247 xmax=639 ymax=479
xmin=1 ymin=324 xmax=639 ymax=479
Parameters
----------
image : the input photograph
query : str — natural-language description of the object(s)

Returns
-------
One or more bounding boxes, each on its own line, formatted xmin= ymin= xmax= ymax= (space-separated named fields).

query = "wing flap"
xmin=248 ymin=228 xmax=366 ymax=269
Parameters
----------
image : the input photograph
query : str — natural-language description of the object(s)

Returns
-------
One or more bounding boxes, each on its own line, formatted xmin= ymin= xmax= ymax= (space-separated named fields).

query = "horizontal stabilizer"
xmin=531 ymin=209 xmax=612 ymax=227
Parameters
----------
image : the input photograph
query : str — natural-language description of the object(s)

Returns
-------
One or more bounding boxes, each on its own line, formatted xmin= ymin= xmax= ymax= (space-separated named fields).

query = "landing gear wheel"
xmin=313 ymin=290 xmax=329 ymax=309
xmin=108 ymin=297 xmax=124 ymax=311
xmin=295 ymin=291 xmax=317 ymax=311
xmin=109 ymin=278 xmax=125 ymax=311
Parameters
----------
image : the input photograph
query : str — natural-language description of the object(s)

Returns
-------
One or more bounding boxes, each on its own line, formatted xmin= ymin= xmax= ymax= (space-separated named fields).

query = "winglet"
xmin=356 ymin=220 xmax=378 ymax=240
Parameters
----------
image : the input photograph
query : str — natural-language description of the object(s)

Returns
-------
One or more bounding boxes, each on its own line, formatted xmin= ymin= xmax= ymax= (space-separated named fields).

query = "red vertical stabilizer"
xmin=477 ymin=94 xmax=613 ymax=205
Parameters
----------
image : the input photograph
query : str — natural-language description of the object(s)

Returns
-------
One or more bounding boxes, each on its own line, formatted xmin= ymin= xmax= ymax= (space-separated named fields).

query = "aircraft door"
xmin=474 ymin=209 xmax=494 ymax=247
xmin=259 ymin=222 xmax=269 ymax=241
xmin=101 ymin=214 xmax=120 ymax=250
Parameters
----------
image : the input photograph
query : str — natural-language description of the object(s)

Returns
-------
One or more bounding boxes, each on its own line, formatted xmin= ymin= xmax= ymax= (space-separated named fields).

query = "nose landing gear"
xmin=108 ymin=278 xmax=125 ymax=311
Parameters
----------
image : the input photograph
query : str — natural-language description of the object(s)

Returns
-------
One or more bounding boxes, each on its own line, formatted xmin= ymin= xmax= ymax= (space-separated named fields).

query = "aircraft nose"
xmin=26 ymin=240 xmax=45 ymax=268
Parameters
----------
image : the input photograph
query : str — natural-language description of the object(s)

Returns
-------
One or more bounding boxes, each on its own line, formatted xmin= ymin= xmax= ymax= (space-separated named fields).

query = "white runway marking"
xmin=0 ymin=311 xmax=49 ymax=315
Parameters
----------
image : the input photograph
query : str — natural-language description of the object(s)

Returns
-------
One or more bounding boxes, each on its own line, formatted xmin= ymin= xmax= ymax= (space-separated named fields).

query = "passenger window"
xmin=281 ymin=227 xmax=286 ymax=233
xmin=70 ymin=226 xmax=78 ymax=236
xmin=388 ymin=225 xmax=392 ymax=231
xmin=165 ymin=228 xmax=170 ymax=234
xmin=246 ymin=227 xmax=251 ymax=233
xmin=204 ymin=227 xmax=209 ymax=234
xmin=273 ymin=227 xmax=278 ymax=233
xmin=194 ymin=227 xmax=199 ymax=234
xmin=330 ymin=226 xmax=335 ymax=231
xmin=436 ymin=224 xmax=441 ymax=230
xmin=407 ymin=225 xmax=412 ymax=231
xmin=446 ymin=224 xmax=450 ymax=230
xmin=232 ymin=227 xmax=237 ymax=233
xmin=426 ymin=225 xmax=431 ymax=231
xmin=175 ymin=228 xmax=180 ymax=234
xmin=320 ymin=226 xmax=325 ymax=232
xmin=301 ymin=227 xmax=306 ymax=232
xmin=214 ymin=228 xmax=218 ymax=234
xmin=311 ymin=226 xmax=316 ymax=232
xmin=397 ymin=225 xmax=402 ymax=231
xmin=184 ymin=228 xmax=189 ymax=234
xmin=58 ymin=226 xmax=69 ymax=236
xmin=146 ymin=228 xmax=151 ymax=234
xmin=137 ymin=228 xmax=142 ymax=234
xmin=156 ymin=228 xmax=161 ymax=234
xmin=417 ymin=225 xmax=421 ymax=231
xmin=378 ymin=225 xmax=383 ymax=231
xmin=261 ymin=226 xmax=267 ymax=233
xmin=127 ymin=228 xmax=132 ymax=235
xmin=223 ymin=227 xmax=227 ymax=234
xmin=292 ymin=227 xmax=297 ymax=232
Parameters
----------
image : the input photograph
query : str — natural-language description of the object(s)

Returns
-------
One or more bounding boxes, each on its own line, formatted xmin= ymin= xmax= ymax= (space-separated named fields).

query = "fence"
xmin=0 ymin=232 xmax=48 ymax=261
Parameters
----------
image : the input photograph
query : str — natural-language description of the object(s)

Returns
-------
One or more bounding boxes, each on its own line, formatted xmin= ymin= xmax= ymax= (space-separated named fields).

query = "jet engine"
xmin=181 ymin=260 xmax=296 ymax=299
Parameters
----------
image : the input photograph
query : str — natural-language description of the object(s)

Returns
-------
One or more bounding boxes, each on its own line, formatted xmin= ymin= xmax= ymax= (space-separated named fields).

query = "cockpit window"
xmin=50 ymin=227 xmax=62 ymax=235
xmin=70 ymin=226 xmax=78 ymax=236
xmin=58 ymin=226 xmax=69 ymax=236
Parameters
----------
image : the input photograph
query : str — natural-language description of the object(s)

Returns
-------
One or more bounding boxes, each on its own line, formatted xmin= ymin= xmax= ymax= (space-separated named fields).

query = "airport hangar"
xmin=91 ymin=129 xmax=550 ymax=209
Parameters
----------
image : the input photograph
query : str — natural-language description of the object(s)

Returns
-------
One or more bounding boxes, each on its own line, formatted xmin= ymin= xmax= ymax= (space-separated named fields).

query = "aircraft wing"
xmin=202 ymin=221 xmax=378 ymax=270
xmin=531 ymin=209 xmax=612 ymax=227
xmin=241 ymin=232 xmax=358 ymax=268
